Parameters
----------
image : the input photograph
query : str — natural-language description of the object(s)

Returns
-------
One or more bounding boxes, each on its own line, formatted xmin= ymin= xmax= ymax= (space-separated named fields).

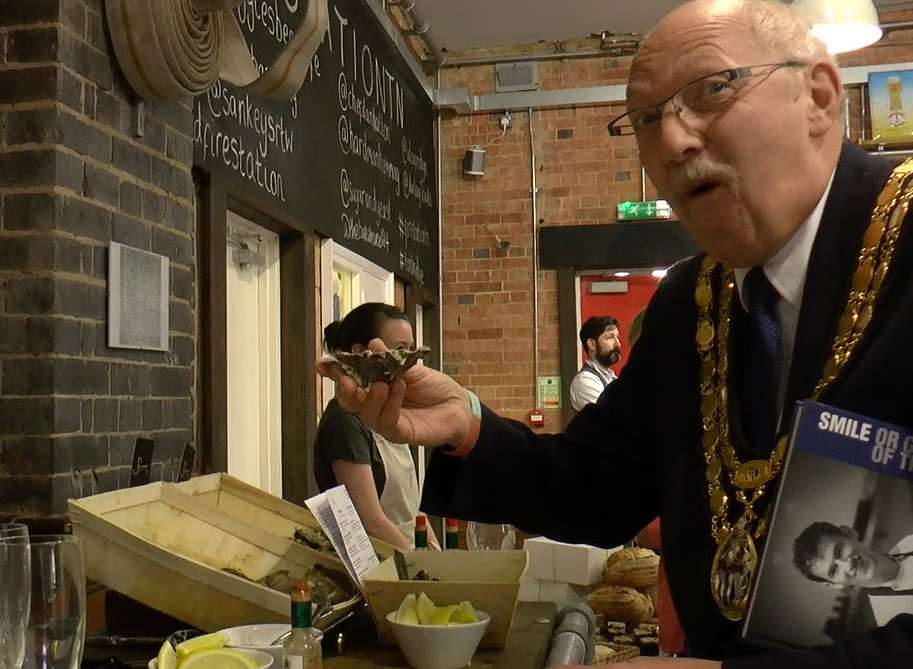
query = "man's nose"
xmin=659 ymin=106 xmax=706 ymax=164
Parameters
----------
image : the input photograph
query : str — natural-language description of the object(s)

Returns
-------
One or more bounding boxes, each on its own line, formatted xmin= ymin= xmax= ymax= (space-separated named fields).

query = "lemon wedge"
xmin=396 ymin=593 xmax=419 ymax=625
xmin=450 ymin=601 xmax=479 ymax=624
xmin=428 ymin=604 xmax=458 ymax=625
xmin=176 ymin=648 xmax=256 ymax=669
xmin=174 ymin=632 xmax=229 ymax=659
xmin=156 ymin=640 xmax=177 ymax=669
xmin=415 ymin=592 xmax=437 ymax=625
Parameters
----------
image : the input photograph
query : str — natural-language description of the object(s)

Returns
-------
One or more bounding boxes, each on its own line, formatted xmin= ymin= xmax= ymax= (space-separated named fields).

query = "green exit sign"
xmin=617 ymin=200 xmax=672 ymax=221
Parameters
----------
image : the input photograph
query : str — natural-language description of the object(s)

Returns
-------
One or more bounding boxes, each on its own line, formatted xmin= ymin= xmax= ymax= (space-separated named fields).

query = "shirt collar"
xmin=587 ymin=358 xmax=616 ymax=379
xmin=734 ymin=169 xmax=836 ymax=309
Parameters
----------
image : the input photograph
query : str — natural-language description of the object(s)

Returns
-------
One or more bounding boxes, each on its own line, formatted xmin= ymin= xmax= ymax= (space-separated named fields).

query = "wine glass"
xmin=3 ymin=535 xmax=86 ymax=669
xmin=0 ymin=523 xmax=31 ymax=669
xmin=465 ymin=522 xmax=516 ymax=551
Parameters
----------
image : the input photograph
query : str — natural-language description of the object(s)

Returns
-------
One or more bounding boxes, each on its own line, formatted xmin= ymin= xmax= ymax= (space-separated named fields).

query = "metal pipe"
xmin=440 ymin=48 xmax=630 ymax=69
xmin=436 ymin=68 xmax=444 ymax=372
xmin=844 ymin=93 xmax=851 ymax=140
xmin=529 ymin=107 xmax=540 ymax=398
xmin=861 ymin=84 xmax=869 ymax=143
xmin=868 ymin=148 xmax=913 ymax=156
xmin=545 ymin=604 xmax=596 ymax=667
xmin=641 ymin=166 xmax=647 ymax=201
xmin=881 ymin=21 xmax=913 ymax=31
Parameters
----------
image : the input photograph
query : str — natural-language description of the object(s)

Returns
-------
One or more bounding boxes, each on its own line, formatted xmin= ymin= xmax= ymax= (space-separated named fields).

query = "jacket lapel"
xmin=781 ymin=143 xmax=897 ymax=428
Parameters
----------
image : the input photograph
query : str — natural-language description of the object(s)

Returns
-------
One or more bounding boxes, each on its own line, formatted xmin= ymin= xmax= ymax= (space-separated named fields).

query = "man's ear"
xmin=807 ymin=61 xmax=842 ymax=138
xmin=586 ymin=338 xmax=596 ymax=355
xmin=351 ymin=343 xmax=365 ymax=353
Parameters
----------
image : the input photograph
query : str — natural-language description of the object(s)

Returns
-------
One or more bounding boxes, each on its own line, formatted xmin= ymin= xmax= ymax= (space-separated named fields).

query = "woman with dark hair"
xmin=314 ymin=303 xmax=437 ymax=551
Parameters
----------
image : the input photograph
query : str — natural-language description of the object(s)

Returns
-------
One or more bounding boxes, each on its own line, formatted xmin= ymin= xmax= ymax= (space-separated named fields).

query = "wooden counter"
xmin=325 ymin=602 xmax=557 ymax=669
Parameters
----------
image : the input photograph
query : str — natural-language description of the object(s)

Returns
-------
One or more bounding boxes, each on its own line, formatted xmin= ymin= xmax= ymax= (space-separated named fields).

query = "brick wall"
xmin=439 ymin=14 xmax=913 ymax=426
xmin=0 ymin=0 xmax=196 ymax=519
xmin=439 ymin=56 xmax=643 ymax=425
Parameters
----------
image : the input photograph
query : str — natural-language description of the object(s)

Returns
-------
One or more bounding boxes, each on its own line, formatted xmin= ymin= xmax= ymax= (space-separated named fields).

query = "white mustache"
xmin=665 ymin=156 xmax=742 ymax=204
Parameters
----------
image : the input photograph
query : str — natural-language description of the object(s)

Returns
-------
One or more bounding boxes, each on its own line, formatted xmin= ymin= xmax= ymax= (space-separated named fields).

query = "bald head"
xmin=622 ymin=0 xmax=845 ymax=268
xmin=631 ymin=0 xmax=831 ymax=99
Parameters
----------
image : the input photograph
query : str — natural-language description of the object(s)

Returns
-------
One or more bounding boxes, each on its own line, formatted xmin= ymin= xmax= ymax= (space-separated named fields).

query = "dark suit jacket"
xmin=422 ymin=143 xmax=913 ymax=669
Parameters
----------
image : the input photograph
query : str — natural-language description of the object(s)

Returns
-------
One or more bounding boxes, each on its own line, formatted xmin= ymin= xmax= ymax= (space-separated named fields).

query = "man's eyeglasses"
xmin=606 ymin=61 xmax=806 ymax=137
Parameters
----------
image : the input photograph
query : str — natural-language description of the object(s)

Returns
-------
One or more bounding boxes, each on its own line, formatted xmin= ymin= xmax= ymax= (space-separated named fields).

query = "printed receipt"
xmin=305 ymin=485 xmax=380 ymax=587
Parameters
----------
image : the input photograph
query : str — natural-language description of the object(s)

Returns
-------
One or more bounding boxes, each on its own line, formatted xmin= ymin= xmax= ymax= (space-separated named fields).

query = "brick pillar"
xmin=0 ymin=0 xmax=196 ymax=520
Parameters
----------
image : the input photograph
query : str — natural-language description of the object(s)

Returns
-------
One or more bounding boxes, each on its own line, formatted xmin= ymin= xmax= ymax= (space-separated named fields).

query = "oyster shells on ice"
xmin=323 ymin=346 xmax=430 ymax=388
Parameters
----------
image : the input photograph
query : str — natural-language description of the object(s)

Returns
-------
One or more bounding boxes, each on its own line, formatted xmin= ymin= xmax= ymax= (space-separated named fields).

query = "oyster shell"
xmin=324 ymin=346 xmax=430 ymax=388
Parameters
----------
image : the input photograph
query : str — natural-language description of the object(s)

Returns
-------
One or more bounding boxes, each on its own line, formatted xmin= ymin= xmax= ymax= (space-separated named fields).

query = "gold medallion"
xmin=696 ymin=321 xmax=715 ymax=347
xmin=732 ymin=460 xmax=772 ymax=489
xmin=710 ymin=521 xmax=758 ymax=621
xmin=696 ymin=157 xmax=913 ymax=620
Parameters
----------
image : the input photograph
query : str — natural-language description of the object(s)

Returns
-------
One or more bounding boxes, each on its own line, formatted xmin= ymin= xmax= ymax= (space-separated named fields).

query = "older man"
xmin=320 ymin=0 xmax=913 ymax=666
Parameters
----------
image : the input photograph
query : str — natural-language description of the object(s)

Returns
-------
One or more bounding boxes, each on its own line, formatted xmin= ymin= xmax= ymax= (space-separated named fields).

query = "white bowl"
xmin=219 ymin=624 xmax=323 ymax=665
xmin=148 ymin=647 xmax=273 ymax=669
xmin=386 ymin=610 xmax=491 ymax=669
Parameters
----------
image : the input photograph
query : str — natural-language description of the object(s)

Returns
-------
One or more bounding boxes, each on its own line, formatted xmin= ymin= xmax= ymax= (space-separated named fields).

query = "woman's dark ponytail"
xmin=323 ymin=302 xmax=408 ymax=352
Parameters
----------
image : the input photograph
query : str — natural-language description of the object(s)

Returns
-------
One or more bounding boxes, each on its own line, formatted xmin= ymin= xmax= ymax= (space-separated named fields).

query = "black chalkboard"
xmin=193 ymin=0 xmax=438 ymax=289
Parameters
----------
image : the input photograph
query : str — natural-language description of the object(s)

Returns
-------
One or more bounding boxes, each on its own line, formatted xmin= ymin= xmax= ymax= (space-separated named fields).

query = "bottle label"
xmin=291 ymin=600 xmax=312 ymax=628
xmin=284 ymin=655 xmax=321 ymax=669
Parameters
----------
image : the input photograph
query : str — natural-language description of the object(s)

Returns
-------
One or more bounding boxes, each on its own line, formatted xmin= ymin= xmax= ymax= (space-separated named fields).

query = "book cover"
xmin=742 ymin=401 xmax=913 ymax=649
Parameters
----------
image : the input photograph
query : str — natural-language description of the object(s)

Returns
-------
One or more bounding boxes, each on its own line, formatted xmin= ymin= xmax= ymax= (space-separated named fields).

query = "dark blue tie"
xmin=741 ymin=267 xmax=783 ymax=454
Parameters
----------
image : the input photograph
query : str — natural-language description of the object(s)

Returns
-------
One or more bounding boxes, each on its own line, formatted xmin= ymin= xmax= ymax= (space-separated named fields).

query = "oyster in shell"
xmin=324 ymin=346 xmax=430 ymax=388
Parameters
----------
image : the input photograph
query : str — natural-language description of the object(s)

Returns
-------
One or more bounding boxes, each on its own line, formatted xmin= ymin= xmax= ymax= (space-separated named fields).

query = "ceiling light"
xmin=652 ymin=269 xmax=667 ymax=279
xmin=613 ymin=271 xmax=631 ymax=278
xmin=786 ymin=0 xmax=882 ymax=55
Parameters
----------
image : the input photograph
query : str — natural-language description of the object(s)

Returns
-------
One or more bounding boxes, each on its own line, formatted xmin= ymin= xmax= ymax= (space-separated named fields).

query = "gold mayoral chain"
xmin=696 ymin=158 xmax=913 ymax=621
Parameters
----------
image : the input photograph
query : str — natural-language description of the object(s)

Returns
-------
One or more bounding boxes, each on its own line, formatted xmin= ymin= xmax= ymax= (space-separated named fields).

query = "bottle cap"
xmin=415 ymin=515 xmax=427 ymax=527
xmin=446 ymin=518 xmax=459 ymax=528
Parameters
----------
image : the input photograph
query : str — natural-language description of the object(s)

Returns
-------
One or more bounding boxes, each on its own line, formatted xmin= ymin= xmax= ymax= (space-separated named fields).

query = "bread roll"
xmin=603 ymin=547 xmax=660 ymax=588
xmin=587 ymin=585 xmax=655 ymax=625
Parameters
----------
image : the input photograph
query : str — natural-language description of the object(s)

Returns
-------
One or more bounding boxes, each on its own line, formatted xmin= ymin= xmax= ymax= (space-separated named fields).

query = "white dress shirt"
xmin=569 ymin=360 xmax=617 ymax=411
xmin=733 ymin=170 xmax=836 ymax=420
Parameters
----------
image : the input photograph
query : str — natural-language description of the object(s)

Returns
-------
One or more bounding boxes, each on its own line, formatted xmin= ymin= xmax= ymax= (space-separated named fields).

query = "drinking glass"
xmin=0 ymin=522 xmax=28 ymax=541
xmin=2 ymin=535 xmax=85 ymax=669
xmin=1 ymin=524 xmax=31 ymax=669
xmin=465 ymin=522 xmax=516 ymax=551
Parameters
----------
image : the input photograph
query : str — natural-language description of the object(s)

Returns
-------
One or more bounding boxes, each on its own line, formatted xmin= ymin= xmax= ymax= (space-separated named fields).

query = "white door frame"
xmin=320 ymin=240 xmax=395 ymax=407
xmin=226 ymin=211 xmax=283 ymax=496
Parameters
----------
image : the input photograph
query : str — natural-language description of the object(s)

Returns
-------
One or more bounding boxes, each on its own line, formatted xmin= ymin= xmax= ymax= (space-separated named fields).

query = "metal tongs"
xmin=269 ymin=593 xmax=366 ymax=646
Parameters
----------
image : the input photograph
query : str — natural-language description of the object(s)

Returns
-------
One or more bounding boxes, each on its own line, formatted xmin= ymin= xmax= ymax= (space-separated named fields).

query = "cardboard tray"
xmin=68 ymin=476 xmax=363 ymax=632
xmin=172 ymin=473 xmax=394 ymax=560
xmin=363 ymin=549 xmax=528 ymax=648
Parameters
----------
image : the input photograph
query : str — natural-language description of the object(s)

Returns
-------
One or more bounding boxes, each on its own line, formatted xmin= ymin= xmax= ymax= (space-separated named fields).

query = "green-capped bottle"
xmin=445 ymin=518 xmax=459 ymax=549
xmin=414 ymin=515 xmax=428 ymax=550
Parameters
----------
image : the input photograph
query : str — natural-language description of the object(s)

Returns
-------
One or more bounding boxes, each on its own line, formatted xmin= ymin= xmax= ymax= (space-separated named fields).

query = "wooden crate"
xmin=363 ymin=549 xmax=528 ymax=649
xmin=68 ymin=479 xmax=359 ymax=633
xmin=172 ymin=473 xmax=394 ymax=560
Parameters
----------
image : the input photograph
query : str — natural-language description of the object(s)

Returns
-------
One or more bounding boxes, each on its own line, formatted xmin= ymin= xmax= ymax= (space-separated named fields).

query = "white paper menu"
xmin=304 ymin=485 xmax=380 ymax=588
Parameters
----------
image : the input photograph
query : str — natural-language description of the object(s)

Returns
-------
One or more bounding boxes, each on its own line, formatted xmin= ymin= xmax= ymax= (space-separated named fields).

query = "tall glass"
xmin=465 ymin=522 xmax=516 ymax=551
xmin=0 ymin=523 xmax=28 ymax=541
xmin=0 ymin=524 xmax=31 ymax=669
xmin=887 ymin=76 xmax=906 ymax=127
xmin=2 ymin=535 xmax=85 ymax=669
